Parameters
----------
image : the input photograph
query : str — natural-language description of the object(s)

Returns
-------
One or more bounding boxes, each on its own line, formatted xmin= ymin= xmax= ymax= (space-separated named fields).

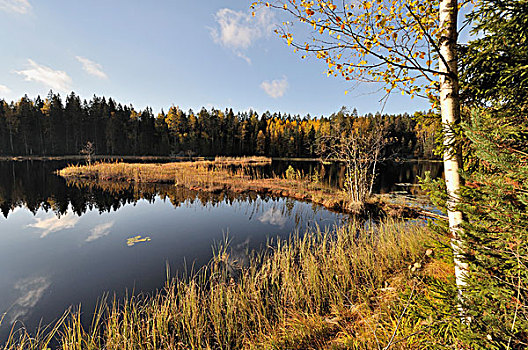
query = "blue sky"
xmin=0 ymin=0 xmax=432 ymax=117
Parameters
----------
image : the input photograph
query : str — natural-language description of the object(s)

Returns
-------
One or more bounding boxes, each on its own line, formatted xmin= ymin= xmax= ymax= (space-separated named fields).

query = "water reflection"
xmin=27 ymin=212 xmax=80 ymax=238
xmin=0 ymin=160 xmax=442 ymax=218
xmin=8 ymin=276 xmax=51 ymax=325
xmin=0 ymin=161 xmax=350 ymax=342
xmin=86 ymin=221 xmax=115 ymax=242
xmin=258 ymin=208 xmax=288 ymax=227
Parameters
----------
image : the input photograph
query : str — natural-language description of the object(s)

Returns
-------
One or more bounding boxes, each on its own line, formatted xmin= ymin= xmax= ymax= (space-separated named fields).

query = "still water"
xmin=0 ymin=159 xmax=442 ymax=341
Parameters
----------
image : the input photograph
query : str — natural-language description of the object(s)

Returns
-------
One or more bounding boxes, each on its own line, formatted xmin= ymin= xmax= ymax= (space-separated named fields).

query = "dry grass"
xmin=213 ymin=156 xmax=272 ymax=164
xmin=58 ymin=159 xmax=414 ymax=217
xmin=1 ymin=221 xmax=457 ymax=350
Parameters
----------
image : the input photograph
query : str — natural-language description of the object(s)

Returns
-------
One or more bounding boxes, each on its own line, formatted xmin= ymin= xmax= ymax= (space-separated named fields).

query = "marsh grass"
xmin=58 ymin=159 xmax=414 ymax=216
xmin=2 ymin=221 xmax=458 ymax=349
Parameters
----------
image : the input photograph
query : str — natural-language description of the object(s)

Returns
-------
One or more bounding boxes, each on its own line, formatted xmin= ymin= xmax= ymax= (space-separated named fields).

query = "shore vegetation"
xmin=58 ymin=158 xmax=423 ymax=217
xmin=2 ymin=221 xmax=456 ymax=350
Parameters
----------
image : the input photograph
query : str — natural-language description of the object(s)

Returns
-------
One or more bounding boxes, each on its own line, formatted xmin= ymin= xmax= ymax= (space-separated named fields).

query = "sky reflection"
xmin=86 ymin=221 xmax=115 ymax=242
xmin=258 ymin=207 xmax=287 ymax=227
xmin=8 ymin=276 xmax=51 ymax=324
xmin=27 ymin=213 xmax=80 ymax=238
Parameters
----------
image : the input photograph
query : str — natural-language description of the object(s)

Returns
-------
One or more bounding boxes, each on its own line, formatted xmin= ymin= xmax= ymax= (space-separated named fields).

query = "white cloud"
xmin=258 ymin=208 xmax=287 ymax=227
xmin=260 ymin=76 xmax=288 ymax=98
xmin=0 ymin=0 xmax=31 ymax=14
xmin=86 ymin=221 xmax=114 ymax=242
xmin=27 ymin=212 xmax=79 ymax=238
xmin=76 ymin=56 xmax=108 ymax=79
xmin=0 ymin=84 xmax=11 ymax=95
xmin=15 ymin=59 xmax=72 ymax=93
xmin=210 ymin=8 xmax=275 ymax=63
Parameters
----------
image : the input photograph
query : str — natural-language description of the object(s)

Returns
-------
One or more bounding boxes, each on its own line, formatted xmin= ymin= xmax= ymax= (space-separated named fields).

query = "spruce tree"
xmin=458 ymin=0 xmax=528 ymax=346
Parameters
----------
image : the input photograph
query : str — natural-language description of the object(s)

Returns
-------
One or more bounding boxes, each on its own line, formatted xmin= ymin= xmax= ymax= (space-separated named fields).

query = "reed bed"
xmin=58 ymin=158 xmax=270 ymax=183
xmin=212 ymin=156 xmax=272 ymax=164
xmin=58 ymin=159 xmax=412 ymax=216
xmin=2 ymin=221 xmax=456 ymax=349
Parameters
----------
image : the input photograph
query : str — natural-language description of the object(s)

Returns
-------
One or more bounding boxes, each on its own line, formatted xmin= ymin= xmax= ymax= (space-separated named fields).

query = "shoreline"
xmin=58 ymin=159 xmax=441 ymax=219
xmin=0 ymin=155 xmax=442 ymax=163
xmin=3 ymin=159 xmax=453 ymax=349
xmin=0 ymin=155 xmax=203 ymax=162
xmin=3 ymin=221 xmax=452 ymax=349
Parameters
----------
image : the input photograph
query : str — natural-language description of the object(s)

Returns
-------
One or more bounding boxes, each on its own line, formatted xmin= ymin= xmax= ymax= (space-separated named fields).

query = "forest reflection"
xmin=0 ymin=159 xmax=442 ymax=218
xmin=0 ymin=161 xmax=321 ymax=225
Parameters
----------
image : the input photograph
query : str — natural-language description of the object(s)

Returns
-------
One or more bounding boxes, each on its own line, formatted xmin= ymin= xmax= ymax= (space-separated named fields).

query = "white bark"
xmin=439 ymin=0 xmax=468 ymax=318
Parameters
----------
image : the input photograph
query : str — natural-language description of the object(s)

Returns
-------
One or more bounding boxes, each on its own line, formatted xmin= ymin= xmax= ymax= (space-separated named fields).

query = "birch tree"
xmin=318 ymin=113 xmax=389 ymax=208
xmin=252 ymin=0 xmax=468 ymax=308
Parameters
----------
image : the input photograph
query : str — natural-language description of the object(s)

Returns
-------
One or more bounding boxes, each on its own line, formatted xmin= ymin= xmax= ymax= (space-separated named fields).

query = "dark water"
xmin=251 ymin=159 xmax=443 ymax=194
xmin=0 ymin=159 xmax=442 ymax=341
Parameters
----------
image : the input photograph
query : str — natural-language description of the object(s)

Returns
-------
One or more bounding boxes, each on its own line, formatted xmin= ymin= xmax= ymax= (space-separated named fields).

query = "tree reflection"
xmin=0 ymin=161 xmax=289 ymax=218
xmin=0 ymin=160 xmax=443 ymax=218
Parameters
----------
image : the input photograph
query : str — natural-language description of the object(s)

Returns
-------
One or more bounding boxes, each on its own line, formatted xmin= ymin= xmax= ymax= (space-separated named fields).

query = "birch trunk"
xmin=439 ymin=0 xmax=468 ymax=316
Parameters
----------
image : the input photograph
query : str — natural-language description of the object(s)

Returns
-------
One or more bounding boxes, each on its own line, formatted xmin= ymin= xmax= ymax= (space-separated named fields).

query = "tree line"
xmin=0 ymin=93 xmax=437 ymax=159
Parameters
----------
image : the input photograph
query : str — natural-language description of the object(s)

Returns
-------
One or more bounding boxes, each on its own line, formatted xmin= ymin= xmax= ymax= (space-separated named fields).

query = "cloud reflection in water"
xmin=8 ymin=276 xmax=51 ymax=324
xmin=86 ymin=221 xmax=115 ymax=242
xmin=27 ymin=213 xmax=79 ymax=238
xmin=258 ymin=208 xmax=287 ymax=227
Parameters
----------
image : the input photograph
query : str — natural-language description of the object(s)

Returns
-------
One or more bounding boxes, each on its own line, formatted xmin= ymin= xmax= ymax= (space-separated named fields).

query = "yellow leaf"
xmin=127 ymin=235 xmax=152 ymax=247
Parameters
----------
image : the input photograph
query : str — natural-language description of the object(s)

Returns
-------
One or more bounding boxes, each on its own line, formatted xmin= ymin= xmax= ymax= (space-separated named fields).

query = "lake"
xmin=0 ymin=159 xmax=442 ymax=341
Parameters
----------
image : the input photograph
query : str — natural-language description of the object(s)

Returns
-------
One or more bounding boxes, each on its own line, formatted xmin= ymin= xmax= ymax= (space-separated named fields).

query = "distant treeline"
xmin=0 ymin=92 xmax=437 ymax=158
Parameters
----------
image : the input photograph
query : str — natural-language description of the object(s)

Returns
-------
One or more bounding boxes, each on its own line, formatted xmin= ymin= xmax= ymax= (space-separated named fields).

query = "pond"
xmin=0 ymin=159 xmax=442 ymax=342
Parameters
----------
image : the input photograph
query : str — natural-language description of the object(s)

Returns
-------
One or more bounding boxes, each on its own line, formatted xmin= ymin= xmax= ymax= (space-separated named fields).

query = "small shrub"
xmin=285 ymin=165 xmax=296 ymax=180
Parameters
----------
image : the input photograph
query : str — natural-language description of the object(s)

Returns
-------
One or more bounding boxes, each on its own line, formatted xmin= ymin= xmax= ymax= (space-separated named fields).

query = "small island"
xmin=58 ymin=157 xmax=431 ymax=218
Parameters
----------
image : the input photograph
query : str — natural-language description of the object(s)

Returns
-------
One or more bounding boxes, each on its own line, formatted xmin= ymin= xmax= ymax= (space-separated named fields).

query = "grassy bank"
xmin=58 ymin=158 xmax=419 ymax=217
xmin=2 ymin=221 xmax=457 ymax=349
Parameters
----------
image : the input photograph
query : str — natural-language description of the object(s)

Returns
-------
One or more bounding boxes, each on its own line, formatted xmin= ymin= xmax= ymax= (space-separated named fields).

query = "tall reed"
xmin=2 ymin=220 xmax=455 ymax=349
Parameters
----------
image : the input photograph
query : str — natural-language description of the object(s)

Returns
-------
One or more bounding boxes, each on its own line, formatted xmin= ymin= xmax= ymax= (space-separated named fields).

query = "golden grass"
xmin=2 ymin=221 xmax=457 ymax=349
xmin=213 ymin=156 xmax=272 ymax=164
xmin=58 ymin=159 xmax=414 ymax=216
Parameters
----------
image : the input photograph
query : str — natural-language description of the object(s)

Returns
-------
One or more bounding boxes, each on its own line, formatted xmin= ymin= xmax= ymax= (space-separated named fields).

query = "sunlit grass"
xmin=58 ymin=158 xmax=414 ymax=216
xmin=2 ymin=220 xmax=458 ymax=349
